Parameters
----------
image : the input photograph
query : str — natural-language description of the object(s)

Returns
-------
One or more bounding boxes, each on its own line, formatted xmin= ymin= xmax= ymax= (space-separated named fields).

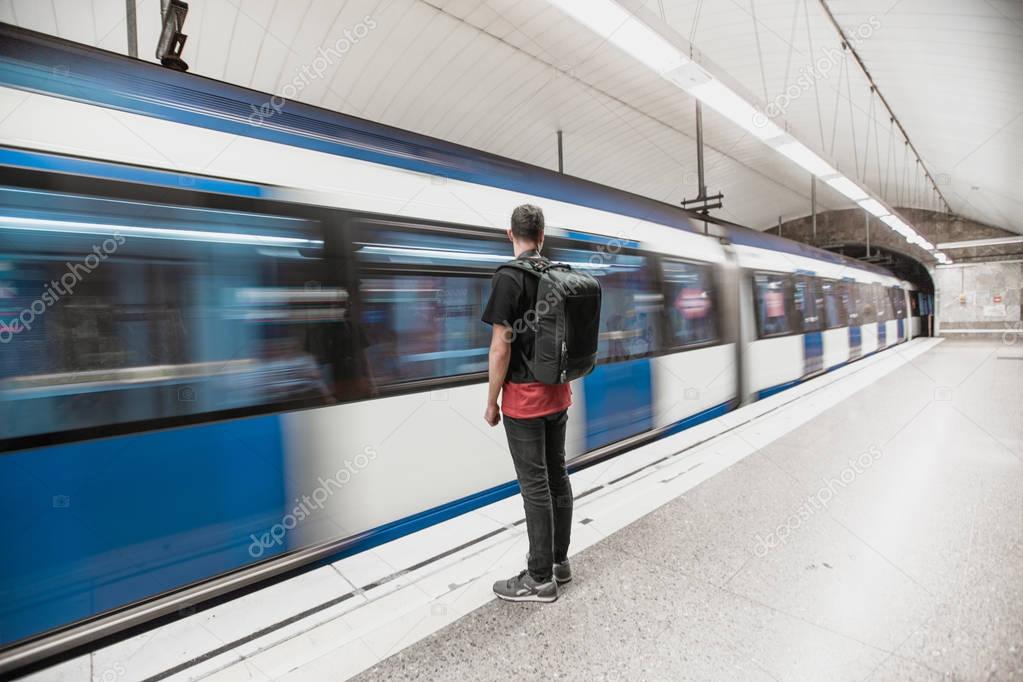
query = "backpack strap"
xmin=497 ymin=255 xmax=550 ymax=277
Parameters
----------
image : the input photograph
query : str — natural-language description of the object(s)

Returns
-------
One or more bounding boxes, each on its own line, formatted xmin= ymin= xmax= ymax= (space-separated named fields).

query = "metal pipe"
xmin=811 ymin=176 xmax=817 ymax=242
xmin=695 ymin=101 xmax=706 ymax=201
xmin=865 ymin=211 xmax=870 ymax=258
xmin=556 ymin=130 xmax=564 ymax=174
xmin=125 ymin=0 xmax=138 ymax=58
xmin=696 ymin=101 xmax=709 ymax=233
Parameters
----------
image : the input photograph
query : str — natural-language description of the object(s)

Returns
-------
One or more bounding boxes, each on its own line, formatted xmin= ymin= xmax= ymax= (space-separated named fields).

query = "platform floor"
xmin=352 ymin=340 xmax=1023 ymax=682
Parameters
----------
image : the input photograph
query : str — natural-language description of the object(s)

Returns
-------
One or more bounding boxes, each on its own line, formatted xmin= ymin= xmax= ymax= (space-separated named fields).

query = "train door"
xmin=874 ymin=284 xmax=888 ymax=348
xmin=845 ymin=279 xmax=862 ymax=360
xmin=794 ymin=274 xmax=824 ymax=377
xmin=895 ymin=288 xmax=907 ymax=342
xmin=549 ymin=241 xmax=657 ymax=452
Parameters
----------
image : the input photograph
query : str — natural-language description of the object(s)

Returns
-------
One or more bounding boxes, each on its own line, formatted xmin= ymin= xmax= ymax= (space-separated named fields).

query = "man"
xmin=481 ymin=204 xmax=573 ymax=603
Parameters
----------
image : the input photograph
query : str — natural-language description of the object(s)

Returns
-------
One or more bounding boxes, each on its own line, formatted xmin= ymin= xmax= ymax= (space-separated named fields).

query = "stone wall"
xmin=765 ymin=208 xmax=1023 ymax=264
xmin=933 ymin=262 xmax=1022 ymax=337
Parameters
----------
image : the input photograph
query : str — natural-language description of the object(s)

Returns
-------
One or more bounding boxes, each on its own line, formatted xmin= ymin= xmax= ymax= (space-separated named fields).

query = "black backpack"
xmin=498 ymin=255 xmax=601 ymax=384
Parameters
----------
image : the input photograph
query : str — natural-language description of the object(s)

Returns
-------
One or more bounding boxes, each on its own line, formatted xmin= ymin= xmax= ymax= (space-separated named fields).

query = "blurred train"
xmin=0 ymin=25 xmax=933 ymax=669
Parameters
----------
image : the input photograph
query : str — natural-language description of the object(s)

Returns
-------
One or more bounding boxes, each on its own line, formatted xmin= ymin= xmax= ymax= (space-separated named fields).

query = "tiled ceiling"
xmin=1 ymin=0 xmax=1019 ymax=234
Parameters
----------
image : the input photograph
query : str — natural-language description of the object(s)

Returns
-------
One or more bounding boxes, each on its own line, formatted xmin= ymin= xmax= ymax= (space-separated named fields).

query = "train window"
xmin=821 ymin=279 xmax=849 ymax=329
xmin=793 ymin=275 xmax=823 ymax=333
xmin=753 ymin=271 xmax=794 ymax=338
xmin=891 ymin=287 xmax=907 ymax=319
xmin=858 ymin=282 xmax=877 ymax=322
xmin=0 ymin=189 xmax=342 ymax=443
xmin=660 ymin=259 xmax=719 ymax=349
xmin=844 ymin=281 xmax=861 ymax=325
xmin=874 ymin=284 xmax=890 ymax=323
xmin=548 ymin=245 xmax=660 ymax=362
xmin=353 ymin=227 xmax=505 ymax=387
xmin=358 ymin=275 xmax=492 ymax=385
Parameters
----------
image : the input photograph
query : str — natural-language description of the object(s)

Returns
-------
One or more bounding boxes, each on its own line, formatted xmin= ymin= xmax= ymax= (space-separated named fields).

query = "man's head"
xmin=508 ymin=204 xmax=545 ymax=252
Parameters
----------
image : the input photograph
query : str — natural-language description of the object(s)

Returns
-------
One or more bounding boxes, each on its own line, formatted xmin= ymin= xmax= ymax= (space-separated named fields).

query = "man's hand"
xmin=484 ymin=402 xmax=501 ymax=427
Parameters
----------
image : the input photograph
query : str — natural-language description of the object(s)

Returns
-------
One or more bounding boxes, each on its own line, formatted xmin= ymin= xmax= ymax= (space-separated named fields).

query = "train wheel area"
xmin=23 ymin=337 xmax=1023 ymax=681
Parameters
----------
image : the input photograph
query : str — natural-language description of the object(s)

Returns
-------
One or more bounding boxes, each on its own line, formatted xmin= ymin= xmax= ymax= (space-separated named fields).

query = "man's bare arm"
xmin=485 ymin=324 xmax=512 ymax=426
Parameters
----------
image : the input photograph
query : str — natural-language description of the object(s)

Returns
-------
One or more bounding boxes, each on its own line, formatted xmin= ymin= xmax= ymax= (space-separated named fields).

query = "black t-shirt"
xmin=481 ymin=251 xmax=541 ymax=383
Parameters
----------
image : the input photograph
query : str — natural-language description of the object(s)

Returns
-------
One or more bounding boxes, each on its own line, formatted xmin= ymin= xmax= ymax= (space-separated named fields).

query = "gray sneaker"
xmin=553 ymin=560 xmax=572 ymax=584
xmin=493 ymin=570 xmax=558 ymax=603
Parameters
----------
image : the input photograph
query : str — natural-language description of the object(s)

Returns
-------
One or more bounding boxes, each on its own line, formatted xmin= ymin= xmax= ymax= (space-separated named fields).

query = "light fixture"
xmin=937 ymin=235 xmax=1023 ymax=249
xmin=685 ymin=79 xmax=784 ymax=141
xmin=544 ymin=0 xmax=937 ymax=252
xmin=857 ymin=198 xmax=890 ymax=218
xmin=826 ymin=176 xmax=868 ymax=201
xmin=773 ymin=139 xmax=836 ymax=177
xmin=546 ymin=0 xmax=688 ymax=74
xmin=880 ymin=214 xmax=917 ymax=241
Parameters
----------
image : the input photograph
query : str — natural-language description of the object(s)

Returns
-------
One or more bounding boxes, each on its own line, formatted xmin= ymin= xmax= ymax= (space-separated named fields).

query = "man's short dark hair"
xmin=510 ymin=204 xmax=545 ymax=243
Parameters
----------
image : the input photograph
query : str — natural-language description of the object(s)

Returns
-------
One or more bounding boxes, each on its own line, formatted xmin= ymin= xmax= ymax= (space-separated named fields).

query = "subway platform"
xmin=24 ymin=339 xmax=1022 ymax=682
xmin=351 ymin=339 xmax=1022 ymax=682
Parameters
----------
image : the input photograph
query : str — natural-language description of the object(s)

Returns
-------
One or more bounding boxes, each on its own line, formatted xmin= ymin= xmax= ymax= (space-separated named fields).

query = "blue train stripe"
xmin=756 ymin=379 xmax=802 ymax=400
xmin=0 ymin=147 xmax=266 ymax=199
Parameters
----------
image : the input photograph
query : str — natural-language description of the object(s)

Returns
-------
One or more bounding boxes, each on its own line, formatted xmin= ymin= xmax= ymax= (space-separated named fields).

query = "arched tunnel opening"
xmin=821 ymin=242 xmax=935 ymax=295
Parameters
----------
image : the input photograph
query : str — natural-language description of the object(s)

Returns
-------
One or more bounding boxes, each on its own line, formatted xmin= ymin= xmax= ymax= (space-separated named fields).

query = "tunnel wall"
xmin=933 ymin=262 xmax=1023 ymax=337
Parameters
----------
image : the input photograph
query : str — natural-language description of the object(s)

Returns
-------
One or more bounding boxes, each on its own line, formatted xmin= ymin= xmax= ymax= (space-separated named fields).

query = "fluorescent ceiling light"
xmin=880 ymin=214 xmax=917 ymax=240
xmin=547 ymin=0 xmax=688 ymax=74
xmin=826 ymin=176 xmax=868 ymax=201
xmin=773 ymin=140 xmax=836 ymax=177
xmin=937 ymin=235 xmax=1023 ymax=249
xmin=685 ymin=79 xmax=784 ymax=141
xmin=857 ymin=198 xmax=890 ymax=217
xmin=880 ymin=214 xmax=906 ymax=231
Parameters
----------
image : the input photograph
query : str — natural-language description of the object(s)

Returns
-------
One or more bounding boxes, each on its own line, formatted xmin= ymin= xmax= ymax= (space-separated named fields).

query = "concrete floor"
xmin=353 ymin=341 xmax=1023 ymax=682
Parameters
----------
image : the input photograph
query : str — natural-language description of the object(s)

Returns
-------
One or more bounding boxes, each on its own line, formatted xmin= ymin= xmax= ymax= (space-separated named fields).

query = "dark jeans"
xmin=503 ymin=410 xmax=573 ymax=582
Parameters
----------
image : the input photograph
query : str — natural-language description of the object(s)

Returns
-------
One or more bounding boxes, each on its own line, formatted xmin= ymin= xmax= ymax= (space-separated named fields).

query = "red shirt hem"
xmin=501 ymin=381 xmax=572 ymax=419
